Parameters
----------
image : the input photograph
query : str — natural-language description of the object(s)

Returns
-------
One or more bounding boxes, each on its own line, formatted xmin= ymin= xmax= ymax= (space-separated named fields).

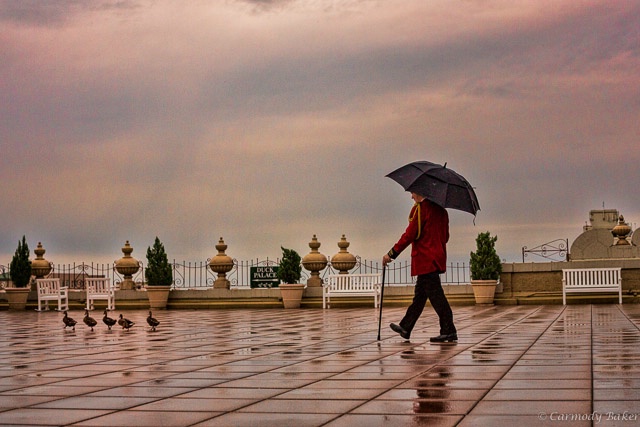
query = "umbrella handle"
xmin=377 ymin=264 xmax=387 ymax=341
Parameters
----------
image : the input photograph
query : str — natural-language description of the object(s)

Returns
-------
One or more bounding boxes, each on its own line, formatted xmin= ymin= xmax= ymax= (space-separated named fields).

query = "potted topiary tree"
xmin=145 ymin=236 xmax=173 ymax=309
xmin=6 ymin=236 xmax=32 ymax=310
xmin=470 ymin=231 xmax=502 ymax=304
xmin=277 ymin=246 xmax=305 ymax=309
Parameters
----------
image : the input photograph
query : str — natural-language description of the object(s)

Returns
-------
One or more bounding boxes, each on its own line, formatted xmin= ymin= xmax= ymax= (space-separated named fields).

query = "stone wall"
xmin=500 ymin=258 xmax=640 ymax=296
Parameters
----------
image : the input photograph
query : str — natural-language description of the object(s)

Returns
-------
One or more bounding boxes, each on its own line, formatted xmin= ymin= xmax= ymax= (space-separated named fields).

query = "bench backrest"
xmin=326 ymin=274 xmax=381 ymax=291
xmin=36 ymin=278 xmax=62 ymax=295
xmin=85 ymin=277 xmax=113 ymax=293
xmin=562 ymin=268 xmax=621 ymax=288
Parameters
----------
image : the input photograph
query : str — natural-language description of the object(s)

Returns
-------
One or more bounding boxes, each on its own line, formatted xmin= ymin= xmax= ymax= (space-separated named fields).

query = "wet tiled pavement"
xmin=0 ymin=304 xmax=639 ymax=426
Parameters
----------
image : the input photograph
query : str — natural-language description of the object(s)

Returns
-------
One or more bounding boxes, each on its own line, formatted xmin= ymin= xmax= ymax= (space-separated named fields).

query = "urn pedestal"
xmin=330 ymin=235 xmax=357 ymax=274
xmin=209 ymin=238 xmax=234 ymax=289
xmin=302 ymin=235 xmax=328 ymax=287
xmin=31 ymin=242 xmax=52 ymax=279
xmin=115 ymin=241 xmax=140 ymax=291
xmin=612 ymin=215 xmax=632 ymax=245
xmin=30 ymin=242 xmax=53 ymax=292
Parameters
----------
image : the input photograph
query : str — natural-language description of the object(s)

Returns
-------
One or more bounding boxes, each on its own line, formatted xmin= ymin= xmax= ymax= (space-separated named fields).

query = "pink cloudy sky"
xmin=1 ymin=0 xmax=639 ymax=266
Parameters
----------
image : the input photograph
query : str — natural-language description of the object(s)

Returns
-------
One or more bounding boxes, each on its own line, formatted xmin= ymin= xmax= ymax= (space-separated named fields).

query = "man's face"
xmin=411 ymin=192 xmax=424 ymax=203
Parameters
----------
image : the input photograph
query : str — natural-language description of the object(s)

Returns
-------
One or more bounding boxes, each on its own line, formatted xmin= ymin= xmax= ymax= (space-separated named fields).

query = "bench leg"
xmin=36 ymin=300 xmax=45 ymax=312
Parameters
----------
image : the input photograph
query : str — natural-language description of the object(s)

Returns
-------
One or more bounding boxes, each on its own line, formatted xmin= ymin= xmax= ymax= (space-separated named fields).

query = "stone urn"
xmin=302 ymin=235 xmax=328 ymax=287
xmin=209 ymin=238 xmax=234 ymax=289
xmin=30 ymin=242 xmax=53 ymax=292
xmin=115 ymin=241 xmax=140 ymax=290
xmin=31 ymin=242 xmax=52 ymax=279
xmin=612 ymin=215 xmax=632 ymax=245
xmin=330 ymin=235 xmax=357 ymax=274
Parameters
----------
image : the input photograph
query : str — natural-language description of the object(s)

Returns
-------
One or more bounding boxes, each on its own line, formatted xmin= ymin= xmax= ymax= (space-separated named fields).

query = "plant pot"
xmin=5 ymin=287 xmax=31 ymax=311
xmin=146 ymin=286 xmax=171 ymax=309
xmin=471 ymin=279 xmax=497 ymax=304
xmin=279 ymin=283 xmax=305 ymax=309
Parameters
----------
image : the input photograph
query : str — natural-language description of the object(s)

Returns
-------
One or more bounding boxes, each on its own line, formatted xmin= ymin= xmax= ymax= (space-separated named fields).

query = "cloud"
xmin=1 ymin=0 xmax=639 ymax=268
xmin=0 ymin=0 xmax=142 ymax=27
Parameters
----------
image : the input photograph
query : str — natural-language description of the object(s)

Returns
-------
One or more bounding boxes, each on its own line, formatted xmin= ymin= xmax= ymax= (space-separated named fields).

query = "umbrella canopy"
xmin=386 ymin=161 xmax=480 ymax=216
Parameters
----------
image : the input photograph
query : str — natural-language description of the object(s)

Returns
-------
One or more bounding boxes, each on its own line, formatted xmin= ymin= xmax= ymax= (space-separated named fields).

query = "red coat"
xmin=388 ymin=200 xmax=449 ymax=276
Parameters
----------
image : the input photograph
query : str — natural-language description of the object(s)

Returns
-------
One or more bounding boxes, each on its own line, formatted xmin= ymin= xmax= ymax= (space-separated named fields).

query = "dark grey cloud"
xmin=0 ymin=0 xmax=141 ymax=26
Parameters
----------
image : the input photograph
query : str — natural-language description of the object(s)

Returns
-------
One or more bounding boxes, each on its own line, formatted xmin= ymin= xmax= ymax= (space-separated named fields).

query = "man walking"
xmin=382 ymin=192 xmax=457 ymax=342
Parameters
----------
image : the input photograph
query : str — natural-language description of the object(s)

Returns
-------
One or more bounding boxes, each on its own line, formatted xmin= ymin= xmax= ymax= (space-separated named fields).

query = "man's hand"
xmin=382 ymin=254 xmax=392 ymax=266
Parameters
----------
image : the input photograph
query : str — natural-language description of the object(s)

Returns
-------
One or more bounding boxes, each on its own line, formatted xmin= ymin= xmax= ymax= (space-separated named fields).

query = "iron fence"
xmin=4 ymin=258 xmax=471 ymax=290
xmin=347 ymin=258 xmax=471 ymax=286
xmin=0 ymin=264 xmax=8 ymax=288
xmin=45 ymin=262 xmax=142 ymax=290
xmin=522 ymin=238 xmax=569 ymax=262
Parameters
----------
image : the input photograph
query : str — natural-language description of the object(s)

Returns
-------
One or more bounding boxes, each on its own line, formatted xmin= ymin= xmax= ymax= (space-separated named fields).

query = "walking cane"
xmin=377 ymin=264 xmax=387 ymax=341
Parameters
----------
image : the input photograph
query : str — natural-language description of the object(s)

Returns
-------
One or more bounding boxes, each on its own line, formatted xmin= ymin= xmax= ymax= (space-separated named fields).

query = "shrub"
xmin=470 ymin=231 xmax=502 ymax=281
xmin=145 ymin=237 xmax=173 ymax=287
xmin=277 ymin=246 xmax=302 ymax=284
xmin=9 ymin=236 xmax=31 ymax=288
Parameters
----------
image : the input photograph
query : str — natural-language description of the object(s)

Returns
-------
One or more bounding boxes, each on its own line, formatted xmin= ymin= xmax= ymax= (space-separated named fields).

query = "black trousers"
xmin=399 ymin=271 xmax=456 ymax=336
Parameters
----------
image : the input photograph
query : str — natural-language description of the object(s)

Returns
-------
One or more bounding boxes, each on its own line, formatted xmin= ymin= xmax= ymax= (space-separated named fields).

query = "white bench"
xmin=562 ymin=268 xmax=622 ymax=305
xmin=85 ymin=277 xmax=116 ymax=311
xmin=36 ymin=278 xmax=69 ymax=311
xmin=322 ymin=273 xmax=382 ymax=308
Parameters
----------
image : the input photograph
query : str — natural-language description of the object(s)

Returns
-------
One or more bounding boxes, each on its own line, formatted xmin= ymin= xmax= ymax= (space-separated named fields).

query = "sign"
xmin=250 ymin=266 xmax=280 ymax=288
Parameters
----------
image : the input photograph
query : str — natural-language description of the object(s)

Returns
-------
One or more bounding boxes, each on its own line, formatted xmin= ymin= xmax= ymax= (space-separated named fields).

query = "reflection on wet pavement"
xmin=0 ymin=304 xmax=637 ymax=426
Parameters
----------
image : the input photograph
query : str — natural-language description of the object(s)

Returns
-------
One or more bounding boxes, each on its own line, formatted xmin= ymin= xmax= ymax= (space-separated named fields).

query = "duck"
xmin=118 ymin=314 xmax=135 ymax=331
xmin=83 ymin=309 xmax=97 ymax=331
xmin=103 ymin=310 xmax=117 ymax=330
xmin=146 ymin=310 xmax=160 ymax=331
xmin=62 ymin=311 xmax=77 ymax=330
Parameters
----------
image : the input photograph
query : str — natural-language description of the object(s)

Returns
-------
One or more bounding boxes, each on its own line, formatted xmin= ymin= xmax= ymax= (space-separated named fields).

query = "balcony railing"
xmin=2 ymin=258 xmax=471 ymax=290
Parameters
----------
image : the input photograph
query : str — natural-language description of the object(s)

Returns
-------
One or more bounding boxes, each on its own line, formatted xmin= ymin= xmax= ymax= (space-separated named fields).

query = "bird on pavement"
xmin=103 ymin=310 xmax=117 ymax=330
xmin=62 ymin=311 xmax=77 ymax=330
xmin=83 ymin=309 xmax=97 ymax=331
xmin=118 ymin=314 xmax=135 ymax=331
xmin=146 ymin=310 xmax=159 ymax=331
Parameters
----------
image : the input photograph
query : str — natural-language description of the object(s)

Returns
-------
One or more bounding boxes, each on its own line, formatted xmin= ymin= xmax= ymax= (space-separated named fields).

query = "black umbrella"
xmin=386 ymin=161 xmax=480 ymax=216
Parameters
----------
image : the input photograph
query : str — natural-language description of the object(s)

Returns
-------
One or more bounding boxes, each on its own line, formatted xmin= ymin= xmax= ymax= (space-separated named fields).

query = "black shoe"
xmin=430 ymin=333 xmax=458 ymax=343
xmin=390 ymin=323 xmax=410 ymax=340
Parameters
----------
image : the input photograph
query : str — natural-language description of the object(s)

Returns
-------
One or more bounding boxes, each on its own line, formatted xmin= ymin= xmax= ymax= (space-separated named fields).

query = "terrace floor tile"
xmin=0 ymin=304 xmax=637 ymax=426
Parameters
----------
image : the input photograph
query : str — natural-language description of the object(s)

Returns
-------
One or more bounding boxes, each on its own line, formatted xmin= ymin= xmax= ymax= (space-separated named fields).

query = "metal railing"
xmin=0 ymin=264 xmax=8 ymax=288
xmin=4 ymin=258 xmax=471 ymax=290
xmin=522 ymin=239 xmax=569 ymax=262
xmin=46 ymin=262 xmax=141 ymax=290
xmin=325 ymin=257 xmax=471 ymax=286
